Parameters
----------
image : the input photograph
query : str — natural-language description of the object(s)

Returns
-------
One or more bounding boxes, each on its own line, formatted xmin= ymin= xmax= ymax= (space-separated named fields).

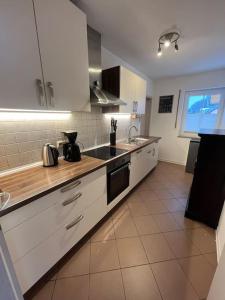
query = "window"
xmin=180 ymin=87 xmax=225 ymax=136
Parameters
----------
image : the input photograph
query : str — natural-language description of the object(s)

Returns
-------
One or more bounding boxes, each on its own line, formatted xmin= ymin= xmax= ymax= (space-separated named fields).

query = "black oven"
xmin=107 ymin=154 xmax=130 ymax=204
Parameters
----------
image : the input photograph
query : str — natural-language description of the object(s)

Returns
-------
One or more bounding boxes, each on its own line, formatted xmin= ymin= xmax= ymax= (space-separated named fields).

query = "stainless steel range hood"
xmin=87 ymin=26 xmax=126 ymax=107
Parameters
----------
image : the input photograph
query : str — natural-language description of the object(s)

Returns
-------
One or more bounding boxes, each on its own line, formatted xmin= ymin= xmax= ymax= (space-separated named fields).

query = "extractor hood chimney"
xmin=87 ymin=26 xmax=126 ymax=107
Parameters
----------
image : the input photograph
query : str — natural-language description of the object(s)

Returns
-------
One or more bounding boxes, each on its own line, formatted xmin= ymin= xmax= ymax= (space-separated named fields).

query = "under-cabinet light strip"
xmin=0 ymin=109 xmax=71 ymax=121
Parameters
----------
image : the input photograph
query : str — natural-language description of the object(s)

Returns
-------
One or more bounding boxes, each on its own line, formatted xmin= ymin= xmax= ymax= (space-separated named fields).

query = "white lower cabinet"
xmin=14 ymin=196 xmax=107 ymax=293
xmin=1 ymin=142 xmax=159 ymax=294
xmin=1 ymin=167 xmax=107 ymax=293
xmin=130 ymin=142 xmax=159 ymax=189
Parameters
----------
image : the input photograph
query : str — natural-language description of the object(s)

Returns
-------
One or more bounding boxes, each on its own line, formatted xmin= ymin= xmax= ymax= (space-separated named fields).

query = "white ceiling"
xmin=74 ymin=0 xmax=225 ymax=79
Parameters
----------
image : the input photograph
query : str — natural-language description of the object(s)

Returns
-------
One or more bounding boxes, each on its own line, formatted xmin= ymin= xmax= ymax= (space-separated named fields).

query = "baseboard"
xmin=158 ymin=158 xmax=186 ymax=166
xmin=216 ymin=230 xmax=221 ymax=262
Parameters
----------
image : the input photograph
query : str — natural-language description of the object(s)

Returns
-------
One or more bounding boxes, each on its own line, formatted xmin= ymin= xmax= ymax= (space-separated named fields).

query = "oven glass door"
xmin=107 ymin=163 xmax=130 ymax=204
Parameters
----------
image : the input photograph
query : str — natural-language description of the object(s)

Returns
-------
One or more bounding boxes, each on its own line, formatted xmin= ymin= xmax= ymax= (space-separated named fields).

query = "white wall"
xmin=101 ymin=47 xmax=153 ymax=97
xmin=150 ymin=69 xmax=225 ymax=165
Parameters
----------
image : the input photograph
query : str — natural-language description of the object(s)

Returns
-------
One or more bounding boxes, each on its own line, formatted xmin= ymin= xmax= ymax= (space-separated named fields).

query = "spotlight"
xmin=164 ymin=40 xmax=171 ymax=48
xmin=157 ymin=45 xmax=162 ymax=57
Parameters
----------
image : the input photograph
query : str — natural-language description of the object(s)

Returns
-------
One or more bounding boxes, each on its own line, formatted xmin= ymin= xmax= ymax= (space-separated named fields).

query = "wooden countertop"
xmin=0 ymin=136 xmax=160 ymax=216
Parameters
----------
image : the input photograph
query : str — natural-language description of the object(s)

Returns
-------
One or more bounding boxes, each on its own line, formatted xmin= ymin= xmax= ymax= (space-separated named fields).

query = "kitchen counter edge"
xmin=0 ymin=136 xmax=160 ymax=217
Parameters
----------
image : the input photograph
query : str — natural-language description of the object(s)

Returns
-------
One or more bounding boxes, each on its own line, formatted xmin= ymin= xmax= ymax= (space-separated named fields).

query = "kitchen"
xmin=0 ymin=1 xmax=225 ymax=299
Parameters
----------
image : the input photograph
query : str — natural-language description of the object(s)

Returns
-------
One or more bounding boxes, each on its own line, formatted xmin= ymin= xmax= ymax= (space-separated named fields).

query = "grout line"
xmin=50 ymin=278 xmax=57 ymax=300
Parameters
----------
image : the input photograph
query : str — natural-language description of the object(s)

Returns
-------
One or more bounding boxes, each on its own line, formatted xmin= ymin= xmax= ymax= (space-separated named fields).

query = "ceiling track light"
xmin=157 ymin=31 xmax=180 ymax=56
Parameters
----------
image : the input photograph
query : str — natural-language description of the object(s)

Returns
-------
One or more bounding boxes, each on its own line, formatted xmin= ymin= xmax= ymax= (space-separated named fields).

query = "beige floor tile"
xmin=113 ymin=213 xmax=138 ymax=238
xmin=116 ymin=237 xmax=148 ymax=268
xmin=91 ymin=218 xmax=115 ymax=242
xmin=89 ymin=270 xmax=125 ymax=300
xmin=153 ymin=189 xmax=175 ymax=200
xmin=57 ymin=243 xmax=90 ymax=279
xmin=204 ymin=252 xmax=218 ymax=268
xmin=141 ymin=234 xmax=175 ymax=263
xmin=169 ymin=188 xmax=189 ymax=198
xmin=128 ymin=201 xmax=150 ymax=217
xmin=32 ymin=281 xmax=55 ymax=300
xmin=52 ymin=275 xmax=89 ymax=300
xmin=144 ymin=200 xmax=168 ymax=214
xmin=111 ymin=202 xmax=130 ymax=220
xmin=144 ymin=180 xmax=166 ymax=191
xmin=179 ymin=255 xmax=216 ymax=299
xmin=172 ymin=211 xmax=203 ymax=229
xmin=90 ymin=240 xmax=120 ymax=273
xmin=126 ymin=192 xmax=143 ymax=203
xmin=186 ymin=228 xmax=216 ymax=253
xmin=152 ymin=260 xmax=199 ymax=300
xmin=135 ymin=180 xmax=149 ymax=191
xmin=121 ymin=265 xmax=162 ymax=300
xmin=162 ymin=198 xmax=185 ymax=212
xmin=164 ymin=230 xmax=201 ymax=258
xmin=152 ymin=213 xmax=180 ymax=232
xmin=133 ymin=215 xmax=161 ymax=235
xmin=139 ymin=190 xmax=159 ymax=202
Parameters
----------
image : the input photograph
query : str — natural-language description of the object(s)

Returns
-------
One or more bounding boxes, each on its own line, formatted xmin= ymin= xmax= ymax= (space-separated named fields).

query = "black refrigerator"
xmin=185 ymin=129 xmax=225 ymax=229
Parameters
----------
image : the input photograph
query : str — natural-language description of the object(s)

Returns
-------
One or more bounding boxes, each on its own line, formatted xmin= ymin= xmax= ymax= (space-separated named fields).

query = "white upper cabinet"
xmin=0 ymin=0 xmax=45 ymax=110
xmin=135 ymin=74 xmax=147 ymax=114
xmin=120 ymin=67 xmax=136 ymax=113
xmin=102 ymin=66 xmax=147 ymax=114
xmin=33 ymin=0 xmax=90 ymax=111
xmin=0 ymin=0 xmax=90 ymax=112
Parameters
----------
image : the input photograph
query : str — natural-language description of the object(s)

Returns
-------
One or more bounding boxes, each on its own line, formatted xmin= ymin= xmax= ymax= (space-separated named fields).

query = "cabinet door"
xmin=33 ymin=0 xmax=90 ymax=111
xmin=0 ymin=0 xmax=45 ymax=110
xmin=152 ymin=142 xmax=159 ymax=167
xmin=135 ymin=75 xmax=147 ymax=114
xmin=120 ymin=67 xmax=136 ymax=113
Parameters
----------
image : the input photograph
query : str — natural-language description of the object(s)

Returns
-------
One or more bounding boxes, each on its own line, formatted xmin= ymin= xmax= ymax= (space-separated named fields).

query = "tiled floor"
xmin=28 ymin=162 xmax=217 ymax=300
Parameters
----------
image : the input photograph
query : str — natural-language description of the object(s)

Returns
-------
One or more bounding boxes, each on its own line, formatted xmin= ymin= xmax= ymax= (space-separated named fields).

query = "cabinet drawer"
xmin=1 ymin=167 xmax=106 ymax=233
xmin=14 ymin=195 xmax=107 ymax=293
xmin=4 ymin=168 xmax=106 ymax=263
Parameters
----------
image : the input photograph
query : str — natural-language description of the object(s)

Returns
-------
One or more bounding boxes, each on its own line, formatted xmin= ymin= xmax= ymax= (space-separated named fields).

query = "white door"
xmin=0 ymin=0 xmax=46 ymax=110
xmin=33 ymin=0 xmax=90 ymax=111
xmin=0 ymin=229 xmax=23 ymax=300
xmin=207 ymin=245 xmax=224 ymax=300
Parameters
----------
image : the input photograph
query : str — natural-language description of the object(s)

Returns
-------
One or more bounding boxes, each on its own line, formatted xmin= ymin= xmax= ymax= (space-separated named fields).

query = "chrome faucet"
xmin=128 ymin=125 xmax=138 ymax=143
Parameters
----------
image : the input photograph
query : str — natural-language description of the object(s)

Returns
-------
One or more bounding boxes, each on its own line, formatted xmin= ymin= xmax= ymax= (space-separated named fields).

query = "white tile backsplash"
xmin=0 ymin=110 xmax=140 ymax=172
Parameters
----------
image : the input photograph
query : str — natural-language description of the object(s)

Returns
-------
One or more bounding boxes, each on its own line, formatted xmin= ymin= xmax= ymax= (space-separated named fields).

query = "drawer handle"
xmin=136 ymin=149 xmax=142 ymax=154
xmin=147 ymin=150 xmax=152 ymax=154
xmin=61 ymin=180 xmax=81 ymax=193
xmin=62 ymin=192 xmax=82 ymax=206
xmin=66 ymin=215 xmax=84 ymax=230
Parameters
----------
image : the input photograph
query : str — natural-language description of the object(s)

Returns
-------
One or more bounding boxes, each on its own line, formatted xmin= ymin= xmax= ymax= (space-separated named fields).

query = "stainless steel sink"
xmin=123 ymin=137 xmax=149 ymax=145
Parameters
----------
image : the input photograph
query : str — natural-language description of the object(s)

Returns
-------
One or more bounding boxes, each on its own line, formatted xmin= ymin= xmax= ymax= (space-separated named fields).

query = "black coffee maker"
xmin=63 ymin=131 xmax=81 ymax=162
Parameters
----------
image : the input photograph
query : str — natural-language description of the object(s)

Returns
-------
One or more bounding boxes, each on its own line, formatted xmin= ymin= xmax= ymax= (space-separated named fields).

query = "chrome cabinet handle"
xmin=152 ymin=148 xmax=155 ymax=156
xmin=36 ymin=79 xmax=45 ymax=106
xmin=66 ymin=215 xmax=84 ymax=230
xmin=46 ymin=81 xmax=55 ymax=107
xmin=61 ymin=180 xmax=81 ymax=193
xmin=136 ymin=149 xmax=142 ymax=154
xmin=147 ymin=150 xmax=152 ymax=154
xmin=62 ymin=192 xmax=82 ymax=206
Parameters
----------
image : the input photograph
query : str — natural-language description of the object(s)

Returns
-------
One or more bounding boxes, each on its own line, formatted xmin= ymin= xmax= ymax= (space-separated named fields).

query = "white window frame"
xmin=179 ymin=86 xmax=225 ymax=138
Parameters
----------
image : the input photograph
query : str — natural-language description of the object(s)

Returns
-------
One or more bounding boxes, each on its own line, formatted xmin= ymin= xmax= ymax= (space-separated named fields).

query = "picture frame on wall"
xmin=158 ymin=95 xmax=174 ymax=113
